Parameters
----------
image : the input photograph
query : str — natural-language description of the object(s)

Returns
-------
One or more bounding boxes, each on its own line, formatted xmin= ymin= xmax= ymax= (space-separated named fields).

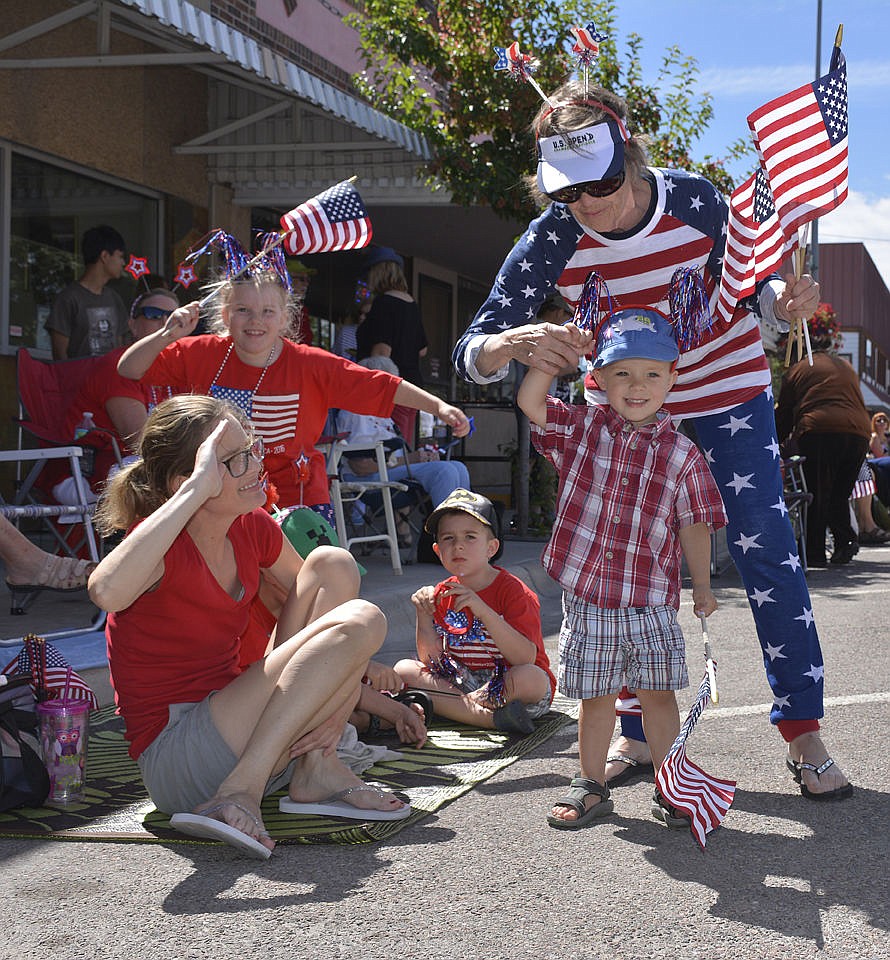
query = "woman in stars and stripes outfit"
xmin=453 ymin=81 xmax=852 ymax=802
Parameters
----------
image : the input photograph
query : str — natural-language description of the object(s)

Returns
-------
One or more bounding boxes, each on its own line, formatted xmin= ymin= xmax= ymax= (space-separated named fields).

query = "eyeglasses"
xmin=138 ymin=306 xmax=174 ymax=321
xmin=876 ymin=417 xmax=888 ymax=425
xmin=221 ymin=438 xmax=264 ymax=478
xmin=546 ymin=170 xmax=626 ymax=204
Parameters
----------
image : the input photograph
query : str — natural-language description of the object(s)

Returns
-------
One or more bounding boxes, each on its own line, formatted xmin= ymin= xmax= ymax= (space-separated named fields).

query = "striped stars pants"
xmin=619 ymin=389 xmax=824 ymax=740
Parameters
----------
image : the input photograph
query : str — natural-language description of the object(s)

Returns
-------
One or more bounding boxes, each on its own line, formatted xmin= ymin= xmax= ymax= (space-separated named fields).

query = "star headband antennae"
xmin=570 ymin=21 xmax=607 ymax=98
xmin=493 ymin=41 xmax=554 ymax=106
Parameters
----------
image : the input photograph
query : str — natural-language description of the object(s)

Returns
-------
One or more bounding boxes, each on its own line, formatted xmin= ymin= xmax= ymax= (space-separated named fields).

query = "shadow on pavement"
xmin=615 ymin=785 xmax=890 ymax=947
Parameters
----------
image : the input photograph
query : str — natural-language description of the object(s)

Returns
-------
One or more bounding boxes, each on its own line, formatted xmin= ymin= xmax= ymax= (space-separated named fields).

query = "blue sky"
xmin=602 ymin=0 xmax=890 ymax=286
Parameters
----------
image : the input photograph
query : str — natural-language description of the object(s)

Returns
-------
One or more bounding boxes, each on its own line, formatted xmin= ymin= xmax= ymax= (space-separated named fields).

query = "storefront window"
xmin=8 ymin=152 xmax=159 ymax=353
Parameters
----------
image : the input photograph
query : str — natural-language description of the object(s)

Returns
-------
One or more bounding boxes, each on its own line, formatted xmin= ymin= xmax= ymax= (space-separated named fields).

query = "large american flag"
xmin=655 ymin=672 xmax=736 ymax=849
xmin=280 ymin=180 xmax=372 ymax=256
xmin=2 ymin=635 xmax=98 ymax=710
xmin=748 ymin=46 xmax=848 ymax=243
xmin=714 ymin=167 xmax=796 ymax=325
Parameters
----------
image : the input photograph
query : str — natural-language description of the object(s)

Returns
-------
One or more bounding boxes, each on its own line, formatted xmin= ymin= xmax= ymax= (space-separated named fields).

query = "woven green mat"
xmin=0 ymin=699 xmax=579 ymax=846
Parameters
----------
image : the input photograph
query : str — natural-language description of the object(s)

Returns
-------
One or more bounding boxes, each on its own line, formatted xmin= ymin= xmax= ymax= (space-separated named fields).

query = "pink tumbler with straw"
xmin=36 ymin=699 xmax=90 ymax=805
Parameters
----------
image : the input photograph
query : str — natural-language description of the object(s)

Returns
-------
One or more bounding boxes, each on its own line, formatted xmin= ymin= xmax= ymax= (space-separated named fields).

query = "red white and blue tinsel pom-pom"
xmin=668 ymin=266 xmax=713 ymax=350
xmin=428 ymin=653 xmax=466 ymax=687
xmin=482 ymin=662 xmax=507 ymax=708
xmin=256 ymin=231 xmax=294 ymax=293
xmin=572 ymin=270 xmax=615 ymax=335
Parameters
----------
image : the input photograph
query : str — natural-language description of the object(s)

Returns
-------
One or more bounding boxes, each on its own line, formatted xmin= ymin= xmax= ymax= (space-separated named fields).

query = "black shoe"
xmin=830 ymin=541 xmax=858 ymax=565
xmin=493 ymin=699 xmax=535 ymax=735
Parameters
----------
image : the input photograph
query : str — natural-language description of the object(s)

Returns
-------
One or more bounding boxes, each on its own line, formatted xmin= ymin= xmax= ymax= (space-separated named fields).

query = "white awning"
xmin=117 ymin=0 xmax=430 ymax=158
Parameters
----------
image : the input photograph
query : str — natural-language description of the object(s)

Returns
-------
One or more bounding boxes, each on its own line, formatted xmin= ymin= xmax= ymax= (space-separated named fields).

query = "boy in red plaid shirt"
xmin=518 ymin=306 xmax=726 ymax=829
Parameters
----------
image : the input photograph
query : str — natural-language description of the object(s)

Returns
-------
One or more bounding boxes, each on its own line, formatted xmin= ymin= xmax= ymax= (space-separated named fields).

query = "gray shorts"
xmin=137 ymin=695 xmax=295 ymax=814
xmin=558 ymin=594 xmax=688 ymax=700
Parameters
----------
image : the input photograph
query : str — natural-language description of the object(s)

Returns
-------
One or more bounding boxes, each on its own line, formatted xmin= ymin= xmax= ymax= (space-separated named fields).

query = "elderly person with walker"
xmin=453 ymin=78 xmax=851 ymax=812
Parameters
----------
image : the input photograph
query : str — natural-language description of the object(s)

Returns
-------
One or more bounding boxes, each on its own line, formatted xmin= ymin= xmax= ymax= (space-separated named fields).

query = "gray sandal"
xmin=547 ymin=777 xmax=614 ymax=830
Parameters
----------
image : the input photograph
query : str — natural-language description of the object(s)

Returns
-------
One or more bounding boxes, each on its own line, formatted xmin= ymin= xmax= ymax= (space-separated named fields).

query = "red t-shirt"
xmin=106 ymin=509 xmax=283 ymax=759
xmin=59 ymin=347 xmax=159 ymax=488
xmin=436 ymin=568 xmax=556 ymax=695
xmin=143 ymin=336 xmax=400 ymax=508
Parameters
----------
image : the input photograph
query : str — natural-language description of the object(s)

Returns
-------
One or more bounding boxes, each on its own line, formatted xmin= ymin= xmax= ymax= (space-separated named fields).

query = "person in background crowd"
xmin=289 ymin=260 xmax=316 ymax=345
xmin=775 ymin=308 xmax=872 ymax=567
xmin=869 ymin=411 xmax=889 ymax=458
xmin=337 ymin=356 xmax=472 ymax=549
xmin=333 ymin=300 xmax=371 ymax=361
xmin=357 ymin=246 xmax=429 ymax=444
xmin=46 ymin=224 xmax=129 ymax=360
xmin=51 ymin=288 xmax=181 ymax=507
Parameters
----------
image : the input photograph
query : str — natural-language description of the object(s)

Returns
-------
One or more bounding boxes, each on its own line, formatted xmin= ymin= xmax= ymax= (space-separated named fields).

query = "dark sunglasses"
xmin=546 ymin=169 xmax=626 ymax=204
xmin=138 ymin=305 xmax=174 ymax=321
xmin=221 ymin=438 xmax=265 ymax=479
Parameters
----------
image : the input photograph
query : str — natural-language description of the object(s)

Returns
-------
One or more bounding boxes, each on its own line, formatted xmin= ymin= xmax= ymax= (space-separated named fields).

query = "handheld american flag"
xmin=747 ymin=42 xmax=848 ymax=242
xmin=655 ymin=672 xmax=736 ymax=849
xmin=280 ymin=180 xmax=372 ymax=256
xmin=714 ymin=167 xmax=797 ymax=325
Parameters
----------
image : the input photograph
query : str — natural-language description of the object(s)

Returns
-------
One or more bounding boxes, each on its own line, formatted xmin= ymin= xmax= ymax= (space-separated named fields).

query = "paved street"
xmin=1 ymin=538 xmax=888 ymax=960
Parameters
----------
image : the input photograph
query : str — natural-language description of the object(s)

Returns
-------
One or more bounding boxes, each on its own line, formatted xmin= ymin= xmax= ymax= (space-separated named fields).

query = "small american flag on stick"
xmin=280 ymin=179 xmax=372 ymax=256
xmin=655 ymin=671 xmax=735 ymax=849
xmin=2 ymin=635 xmax=98 ymax=709
xmin=714 ymin=167 xmax=797 ymax=325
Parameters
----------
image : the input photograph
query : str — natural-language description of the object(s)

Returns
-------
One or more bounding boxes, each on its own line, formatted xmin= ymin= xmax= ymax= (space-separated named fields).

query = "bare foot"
xmin=194 ymin=791 xmax=274 ymax=852
xmin=788 ymin=731 xmax=852 ymax=798
xmin=290 ymin=751 xmax=406 ymax=812
xmin=604 ymin=735 xmax=652 ymax=785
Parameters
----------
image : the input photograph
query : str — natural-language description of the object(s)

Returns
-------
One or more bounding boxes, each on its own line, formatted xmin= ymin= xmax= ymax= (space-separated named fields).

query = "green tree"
xmin=350 ymin=0 xmax=749 ymax=223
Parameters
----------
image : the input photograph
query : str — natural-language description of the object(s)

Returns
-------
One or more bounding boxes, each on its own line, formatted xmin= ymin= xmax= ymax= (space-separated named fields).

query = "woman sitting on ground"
xmin=89 ymin=394 xmax=408 ymax=858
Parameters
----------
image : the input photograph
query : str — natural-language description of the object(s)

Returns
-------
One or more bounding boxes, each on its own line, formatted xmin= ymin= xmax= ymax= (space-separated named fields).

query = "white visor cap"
xmin=536 ymin=119 xmax=626 ymax=195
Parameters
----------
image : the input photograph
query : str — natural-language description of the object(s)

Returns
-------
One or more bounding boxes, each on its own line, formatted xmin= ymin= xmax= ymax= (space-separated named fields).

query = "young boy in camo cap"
xmin=393 ymin=488 xmax=555 ymax=735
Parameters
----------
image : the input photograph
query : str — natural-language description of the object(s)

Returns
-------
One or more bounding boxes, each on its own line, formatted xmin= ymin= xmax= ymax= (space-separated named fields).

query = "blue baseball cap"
xmin=591 ymin=307 xmax=679 ymax=369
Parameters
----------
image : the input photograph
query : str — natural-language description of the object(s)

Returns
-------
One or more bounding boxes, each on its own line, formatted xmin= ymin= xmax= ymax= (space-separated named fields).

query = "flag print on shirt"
xmin=209 ymin=385 xmax=300 ymax=446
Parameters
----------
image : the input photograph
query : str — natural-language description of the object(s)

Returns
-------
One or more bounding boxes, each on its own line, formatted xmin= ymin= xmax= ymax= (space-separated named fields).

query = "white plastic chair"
xmin=326 ymin=439 xmax=408 ymax=575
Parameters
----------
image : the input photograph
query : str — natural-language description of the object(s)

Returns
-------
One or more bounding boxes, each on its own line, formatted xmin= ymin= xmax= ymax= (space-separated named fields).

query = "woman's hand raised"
xmin=187 ymin=419 xmax=230 ymax=501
